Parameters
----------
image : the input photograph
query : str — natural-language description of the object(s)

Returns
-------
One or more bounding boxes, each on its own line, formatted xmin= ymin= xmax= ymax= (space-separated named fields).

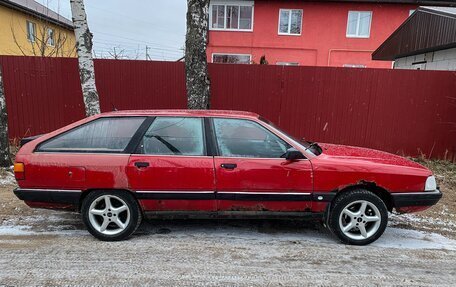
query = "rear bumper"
xmin=14 ymin=188 xmax=82 ymax=206
xmin=392 ymin=189 xmax=442 ymax=208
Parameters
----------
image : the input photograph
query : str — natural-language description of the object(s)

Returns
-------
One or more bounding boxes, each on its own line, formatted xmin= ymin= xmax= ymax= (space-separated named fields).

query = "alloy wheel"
xmin=338 ymin=200 xmax=382 ymax=240
xmin=88 ymin=195 xmax=131 ymax=236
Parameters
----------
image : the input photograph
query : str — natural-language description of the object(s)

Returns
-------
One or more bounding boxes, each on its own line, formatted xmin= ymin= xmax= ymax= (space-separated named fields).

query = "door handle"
xmin=134 ymin=162 xmax=150 ymax=169
xmin=221 ymin=163 xmax=237 ymax=170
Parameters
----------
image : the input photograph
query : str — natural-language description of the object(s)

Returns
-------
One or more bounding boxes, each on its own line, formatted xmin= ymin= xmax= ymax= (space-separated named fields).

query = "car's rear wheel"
xmin=328 ymin=189 xmax=388 ymax=245
xmin=81 ymin=190 xmax=142 ymax=241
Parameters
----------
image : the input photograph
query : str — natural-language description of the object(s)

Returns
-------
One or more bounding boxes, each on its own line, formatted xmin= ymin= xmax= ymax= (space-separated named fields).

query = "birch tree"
xmin=70 ymin=0 xmax=100 ymax=116
xmin=0 ymin=66 xmax=12 ymax=168
xmin=185 ymin=0 xmax=211 ymax=109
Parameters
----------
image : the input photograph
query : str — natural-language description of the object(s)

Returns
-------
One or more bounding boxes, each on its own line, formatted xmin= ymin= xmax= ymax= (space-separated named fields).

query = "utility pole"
xmin=146 ymin=45 xmax=151 ymax=61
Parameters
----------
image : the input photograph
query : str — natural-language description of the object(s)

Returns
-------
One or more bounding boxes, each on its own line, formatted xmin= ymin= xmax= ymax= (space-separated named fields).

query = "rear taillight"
xmin=14 ymin=163 xmax=25 ymax=180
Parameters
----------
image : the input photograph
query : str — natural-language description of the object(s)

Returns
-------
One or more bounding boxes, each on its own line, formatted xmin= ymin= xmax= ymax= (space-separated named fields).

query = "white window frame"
xmin=209 ymin=1 xmax=254 ymax=32
xmin=212 ymin=53 xmax=252 ymax=64
xmin=47 ymin=28 xmax=55 ymax=46
xmin=276 ymin=62 xmax=299 ymax=66
xmin=346 ymin=11 xmax=372 ymax=38
xmin=278 ymin=9 xmax=303 ymax=36
xmin=26 ymin=20 xmax=36 ymax=42
xmin=343 ymin=64 xmax=367 ymax=68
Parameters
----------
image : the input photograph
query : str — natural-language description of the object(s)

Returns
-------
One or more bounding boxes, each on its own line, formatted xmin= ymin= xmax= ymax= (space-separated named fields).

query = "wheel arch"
xmin=78 ymin=188 xmax=142 ymax=212
xmin=332 ymin=182 xmax=394 ymax=212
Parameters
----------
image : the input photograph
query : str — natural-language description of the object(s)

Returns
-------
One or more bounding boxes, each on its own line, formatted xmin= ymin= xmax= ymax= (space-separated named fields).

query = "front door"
xmin=127 ymin=117 xmax=216 ymax=212
xmin=211 ymin=118 xmax=313 ymax=213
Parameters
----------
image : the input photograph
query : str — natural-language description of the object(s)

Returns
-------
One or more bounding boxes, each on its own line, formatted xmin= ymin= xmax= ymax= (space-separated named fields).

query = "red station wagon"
xmin=13 ymin=110 xmax=442 ymax=244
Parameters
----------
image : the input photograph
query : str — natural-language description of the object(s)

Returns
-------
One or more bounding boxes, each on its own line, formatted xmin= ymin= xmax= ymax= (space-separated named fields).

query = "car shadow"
xmin=135 ymin=218 xmax=335 ymax=241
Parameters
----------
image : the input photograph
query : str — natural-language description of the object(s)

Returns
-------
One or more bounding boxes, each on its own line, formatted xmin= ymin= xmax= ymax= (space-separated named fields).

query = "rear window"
xmin=37 ymin=117 xmax=145 ymax=153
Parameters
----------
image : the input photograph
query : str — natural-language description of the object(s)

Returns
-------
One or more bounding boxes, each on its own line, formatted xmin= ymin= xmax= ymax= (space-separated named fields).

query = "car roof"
xmin=100 ymin=109 xmax=260 ymax=119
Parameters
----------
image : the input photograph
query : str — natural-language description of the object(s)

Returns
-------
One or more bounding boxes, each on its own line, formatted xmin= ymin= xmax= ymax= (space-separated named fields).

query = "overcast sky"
xmin=37 ymin=0 xmax=187 ymax=61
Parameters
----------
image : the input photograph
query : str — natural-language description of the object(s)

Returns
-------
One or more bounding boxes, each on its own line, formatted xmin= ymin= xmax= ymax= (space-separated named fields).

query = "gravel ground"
xmin=1 ymin=159 xmax=456 ymax=286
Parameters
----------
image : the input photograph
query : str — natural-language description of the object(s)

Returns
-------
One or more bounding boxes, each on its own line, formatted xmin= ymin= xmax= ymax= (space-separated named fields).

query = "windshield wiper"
xmin=303 ymin=141 xmax=319 ymax=152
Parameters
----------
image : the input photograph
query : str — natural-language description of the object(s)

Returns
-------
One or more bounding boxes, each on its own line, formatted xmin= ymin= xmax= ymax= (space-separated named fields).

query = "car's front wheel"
xmin=81 ymin=190 xmax=142 ymax=241
xmin=328 ymin=189 xmax=388 ymax=245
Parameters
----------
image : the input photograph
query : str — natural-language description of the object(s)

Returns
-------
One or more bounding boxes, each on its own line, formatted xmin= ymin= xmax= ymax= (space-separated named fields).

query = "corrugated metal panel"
xmin=94 ymin=59 xmax=187 ymax=111
xmin=1 ymin=56 xmax=455 ymax=161
xmin=373 ymin=8 xmax=456 ymax=60
xmin=0 ymin=56 xmax=85 ymax=138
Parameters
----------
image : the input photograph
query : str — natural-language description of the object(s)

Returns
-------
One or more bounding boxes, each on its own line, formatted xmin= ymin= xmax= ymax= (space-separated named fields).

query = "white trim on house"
xmin=278 ymin=9 xmax=303 ymax=36
xmin=209 ymin=0 xmax=255 ymax=32
xmin=346 ymin=11 xmax=372 ymax=38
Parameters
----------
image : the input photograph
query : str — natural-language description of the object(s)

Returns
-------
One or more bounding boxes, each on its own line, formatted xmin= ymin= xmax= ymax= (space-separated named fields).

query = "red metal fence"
xmin=1 ymin=56 xmax=455 ymax=161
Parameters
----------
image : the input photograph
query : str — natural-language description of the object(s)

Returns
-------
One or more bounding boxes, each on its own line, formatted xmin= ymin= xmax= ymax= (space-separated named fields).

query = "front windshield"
xmin=259 ymin=116 xmax=322 ymax=156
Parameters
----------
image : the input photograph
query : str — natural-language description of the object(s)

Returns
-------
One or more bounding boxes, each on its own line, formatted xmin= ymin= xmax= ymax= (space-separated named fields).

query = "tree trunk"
xmin=185 ymin=0 xmax=211 ymax=110
xmin=0 ymin=66 xmax=12 ymax=168
xmin=70 ymin=0 xmax=100 ymax=117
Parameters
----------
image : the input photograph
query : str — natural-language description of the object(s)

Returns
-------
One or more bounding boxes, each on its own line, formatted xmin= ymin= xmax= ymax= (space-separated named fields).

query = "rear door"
xmin=126 ymin=116 xmax=216 ymax=212
xmin=211 ymin=118 xmax=313 ymax=213
xmin=29 ymin=116 xmax=147 ymax=190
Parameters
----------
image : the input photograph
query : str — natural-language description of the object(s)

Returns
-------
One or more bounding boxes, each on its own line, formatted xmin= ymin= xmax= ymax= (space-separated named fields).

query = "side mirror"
xmin=284 ymin=148 xmax=305 ymax=161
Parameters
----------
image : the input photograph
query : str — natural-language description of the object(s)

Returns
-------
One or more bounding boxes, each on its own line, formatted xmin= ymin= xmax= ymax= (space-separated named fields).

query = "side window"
xmin=213 ymin=118 xmax=291 ymax=158
xmin=38 ymin=117 xmax=145 ymax=153
xmin=137 ymin=117 xmax=205 ymax=156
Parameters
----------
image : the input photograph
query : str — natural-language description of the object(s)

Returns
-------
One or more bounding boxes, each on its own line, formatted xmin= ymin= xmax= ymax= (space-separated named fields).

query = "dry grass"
xmin=392 ymin=158 xmax=456 ymax=238
xmin=413 ymin=158 xmax=456 ymax=213
xmin=9 ymin=141 xmax=20 ymax=163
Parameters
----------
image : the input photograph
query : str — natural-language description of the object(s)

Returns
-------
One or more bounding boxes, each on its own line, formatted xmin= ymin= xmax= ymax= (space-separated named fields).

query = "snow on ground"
xmin=1 ymin=218 xmax=455 ymax=286
xmin=0 ymin=169 xmax=15 ymax=186
xmin=1 ymin=215 xmax=455 ymax=251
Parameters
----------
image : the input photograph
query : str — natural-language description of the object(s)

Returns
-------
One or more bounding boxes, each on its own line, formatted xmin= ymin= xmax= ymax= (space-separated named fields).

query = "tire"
xmin=81 ymin=190 xmax=142 ymax=241
xmin=328 ymin=189 xmax=388 ymax=245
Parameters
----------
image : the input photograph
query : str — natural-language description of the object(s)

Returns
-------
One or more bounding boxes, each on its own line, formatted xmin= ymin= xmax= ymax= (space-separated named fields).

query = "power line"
xmin=93 ymin=38 xmax=183 ymax=54
xmin=91 ymin=30 xmax=183 ymax=50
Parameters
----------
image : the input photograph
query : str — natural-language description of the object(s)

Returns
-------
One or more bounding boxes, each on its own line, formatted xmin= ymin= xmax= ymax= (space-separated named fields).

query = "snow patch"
xmin=373 ymin=227 xmax=456 ymax=250
xmin=0 ymin=169 xmax=16 ymax=186
xmin=0 ymin=225 xmax=35 ymax=235
xmin=390 ymin=212 xmax=456 ymax=232
xmin=0 ymin=224 xmax=86 ymax=236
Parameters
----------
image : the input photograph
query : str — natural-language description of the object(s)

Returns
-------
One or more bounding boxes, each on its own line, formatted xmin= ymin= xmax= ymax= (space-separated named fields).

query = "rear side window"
xmin=37 ymin=117 xmax=145 ymax=153
xmin=136 ymin=117 xmax=205 ymax=156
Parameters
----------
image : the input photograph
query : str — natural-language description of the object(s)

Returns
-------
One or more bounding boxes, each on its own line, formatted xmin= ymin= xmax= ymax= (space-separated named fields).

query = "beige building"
xmin=0 ymin=0 xmax=76 ymax=57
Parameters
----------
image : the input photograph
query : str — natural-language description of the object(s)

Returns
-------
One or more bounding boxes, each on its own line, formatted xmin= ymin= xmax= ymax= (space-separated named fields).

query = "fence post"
xmin=0 ymin=65 xmax=12 ymax=167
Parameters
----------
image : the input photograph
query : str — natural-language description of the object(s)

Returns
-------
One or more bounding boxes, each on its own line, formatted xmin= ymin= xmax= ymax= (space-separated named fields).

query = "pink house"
xmin=207 ymin=0 xmax=455 ymax=68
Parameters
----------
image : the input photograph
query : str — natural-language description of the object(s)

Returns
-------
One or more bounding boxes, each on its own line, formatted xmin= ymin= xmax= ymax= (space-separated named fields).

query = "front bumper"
xmin=391 ymin=189 xmax=442 ymax=208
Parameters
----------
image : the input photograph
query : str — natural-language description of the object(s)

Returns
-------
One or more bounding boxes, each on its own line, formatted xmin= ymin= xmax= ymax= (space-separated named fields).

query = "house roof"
xmin=372 ymin=6 xmax=456 ymax=60
xmin=0 ymin=0 xmax=73 ymax=30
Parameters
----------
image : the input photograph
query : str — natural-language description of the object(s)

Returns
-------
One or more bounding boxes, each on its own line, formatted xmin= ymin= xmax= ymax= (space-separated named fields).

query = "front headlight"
xmin=425 ymin=176 xmax=437 ymax=191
